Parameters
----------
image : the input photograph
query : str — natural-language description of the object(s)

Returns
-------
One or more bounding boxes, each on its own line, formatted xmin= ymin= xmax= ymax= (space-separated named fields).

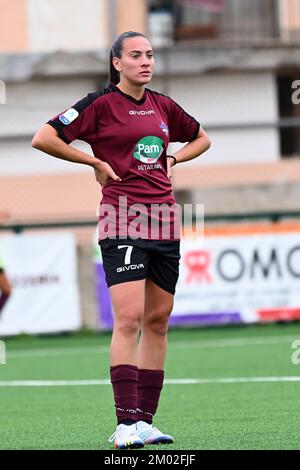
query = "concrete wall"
xmin=166 ymin=72 xmax=280 ymax=165
xmin=0 ymin=0 xmax=108 ymax=53
xmin=0 ymin=140 xmax=93 ymax=176
xmin=0 ymin=0 xmax=147 ymax=53
xmin=0 ymin=0 xmax=28 ymax=52
xmin=279 ymin=0 xmax=300 ymax=37
xmin=78 ymin=244 xmax=99 ymax=329
xmin=0 ymin=71 xmax=280 ymax=176
xmin=0 ymin=77 xmax=99 ymax=176
xmin=116 ymin=0 xmax=147 ymax=37
xmin=192 ymin=182 xmax=300 ymax=215
xmin=27 ymin=0 xmax=107 ymax=52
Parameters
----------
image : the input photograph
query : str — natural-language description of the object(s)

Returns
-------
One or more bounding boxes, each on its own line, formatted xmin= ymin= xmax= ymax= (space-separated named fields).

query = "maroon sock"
xmin=110 ymin=364 xmax=138 ymax=423
xmin=136 ymin=369 xmax=164 ymax=423
xmin=0 ymin=292 xmax=9 ymax=313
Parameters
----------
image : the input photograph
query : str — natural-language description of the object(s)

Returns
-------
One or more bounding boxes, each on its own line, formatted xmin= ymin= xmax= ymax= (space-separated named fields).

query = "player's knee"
xmin=115 ymin=310 xmax=142 ymax=336
xmin=144 ymin=309 xmax=170 ymax=336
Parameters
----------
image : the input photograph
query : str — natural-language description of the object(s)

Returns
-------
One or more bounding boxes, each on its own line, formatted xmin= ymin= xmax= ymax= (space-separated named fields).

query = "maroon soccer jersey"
xmin=47 ymin=84 xmax=200 ymax=240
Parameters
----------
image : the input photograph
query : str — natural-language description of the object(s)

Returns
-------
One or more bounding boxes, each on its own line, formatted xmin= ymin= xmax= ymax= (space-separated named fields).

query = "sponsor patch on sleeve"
xmin=59 ymin=108 xmax=79 ymax=125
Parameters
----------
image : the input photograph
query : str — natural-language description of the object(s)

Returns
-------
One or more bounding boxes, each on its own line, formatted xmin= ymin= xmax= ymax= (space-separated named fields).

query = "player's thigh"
xmin=147 ymin=241 xmax=180 ymax=296
xmin=109 ymin=279 xmax=146 ymax=323
xmin=144 ymin=277 xmax=174 ymax=321
xmin=99 ymin=239 xmax=148 ymax=321
xmin=99 ymin=239 xmax=148 ymax=287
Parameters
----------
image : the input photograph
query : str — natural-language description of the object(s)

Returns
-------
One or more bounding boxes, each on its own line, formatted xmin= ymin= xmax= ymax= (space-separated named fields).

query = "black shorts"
xmin=99 ymin=238 xmax=181 ymax=295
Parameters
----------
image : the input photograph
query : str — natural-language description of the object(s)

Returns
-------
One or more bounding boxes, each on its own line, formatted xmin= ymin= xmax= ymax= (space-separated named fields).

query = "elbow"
xmin=31 ymin=134 xmax=42 ymax=150
xmin=32 ymin=133 xmax=47 ymax=151
xmin=32 ymin=125 xmax=60 ymax=151
xmin=197 ymin=129 xmax=211 ymax=153
xmin=204 ymin=136 xmax=211 ymax=152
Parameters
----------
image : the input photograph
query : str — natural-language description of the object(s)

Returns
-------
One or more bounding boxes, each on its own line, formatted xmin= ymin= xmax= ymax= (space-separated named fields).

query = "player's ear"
xmin=112 ymin=57 xmax=121 ymax=72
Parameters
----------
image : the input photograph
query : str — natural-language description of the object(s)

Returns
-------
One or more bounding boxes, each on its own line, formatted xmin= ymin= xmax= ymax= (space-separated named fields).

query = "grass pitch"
xmin=0 ymin=322 xmax=299 ymax=450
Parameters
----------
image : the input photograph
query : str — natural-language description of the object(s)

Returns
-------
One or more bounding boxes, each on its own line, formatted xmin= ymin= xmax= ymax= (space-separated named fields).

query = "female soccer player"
xmin=0 ymin=211 xmax=11 ymax=318
xmin=0 ymin=212 xmax=12 ymax=317
xmin=0 ymin=255 xmax=11 ymax=317
xmin=32 ymin=31 xmax=211 ymax=449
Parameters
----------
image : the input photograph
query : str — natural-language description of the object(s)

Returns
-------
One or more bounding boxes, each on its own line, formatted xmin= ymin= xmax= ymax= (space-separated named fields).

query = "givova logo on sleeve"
xmin=133 ymin=136 xmax=164 ymax=163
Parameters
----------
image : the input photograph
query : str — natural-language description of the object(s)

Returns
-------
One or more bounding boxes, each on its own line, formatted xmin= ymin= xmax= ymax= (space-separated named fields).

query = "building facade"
xmin=1 ymin=0 xmax=300 ymax=223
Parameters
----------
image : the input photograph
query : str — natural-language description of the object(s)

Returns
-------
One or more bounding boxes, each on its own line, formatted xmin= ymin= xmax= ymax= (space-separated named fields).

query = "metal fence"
xmin=170 ymin=0 xmax=300 ymax=44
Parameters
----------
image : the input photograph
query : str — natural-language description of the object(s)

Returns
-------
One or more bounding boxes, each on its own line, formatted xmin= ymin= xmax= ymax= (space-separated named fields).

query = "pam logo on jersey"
xmin=133 ymin=136 xmax=164 ymax=163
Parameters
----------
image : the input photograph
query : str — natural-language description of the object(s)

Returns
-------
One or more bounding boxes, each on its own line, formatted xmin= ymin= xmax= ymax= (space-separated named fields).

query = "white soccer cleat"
xmin=108 ymin=423 xmax=144 ymax=449
xmin=136 ymin=420 xmax=174 ymax=445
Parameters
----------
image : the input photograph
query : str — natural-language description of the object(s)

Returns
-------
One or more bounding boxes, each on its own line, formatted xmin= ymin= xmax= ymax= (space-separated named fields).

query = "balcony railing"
xmin=150 ymin=0 xmax=300 ymax=45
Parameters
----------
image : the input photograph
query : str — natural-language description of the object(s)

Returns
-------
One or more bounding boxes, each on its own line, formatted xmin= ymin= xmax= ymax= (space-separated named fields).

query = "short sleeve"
xmin=167 ymin=98 xmax=200 ymax=143
xmin=47 ymin=93 xmax=99 ymax=144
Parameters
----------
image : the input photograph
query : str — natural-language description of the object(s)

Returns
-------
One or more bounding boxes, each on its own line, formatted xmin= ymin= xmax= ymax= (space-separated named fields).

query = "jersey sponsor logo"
xmin=129 ymin=110 xmax=155 ymax=116
xmin=160 ymin=122 xmax=169 ymax=136
xmin=138 ymin=163 xmax=162 ymax=171
xmin=59 ymin=108 xmax=79 ymax=125
xmin=133 ymin=136 xmax=164 ymax=163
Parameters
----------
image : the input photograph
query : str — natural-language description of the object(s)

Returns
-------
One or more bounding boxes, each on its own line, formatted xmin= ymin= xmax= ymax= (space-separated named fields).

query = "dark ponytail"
xmin=109 ymin=31 xmax=147 ymax=85
xmin=109 ymin=49 xmax=120 ymax=86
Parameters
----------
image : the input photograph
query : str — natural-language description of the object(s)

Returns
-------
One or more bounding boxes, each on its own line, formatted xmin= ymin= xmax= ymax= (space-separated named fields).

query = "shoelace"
xmin=108 ymin=431 xmax=117 ymax=443
xmin=108 ymin=428 xmax=139 ymax=443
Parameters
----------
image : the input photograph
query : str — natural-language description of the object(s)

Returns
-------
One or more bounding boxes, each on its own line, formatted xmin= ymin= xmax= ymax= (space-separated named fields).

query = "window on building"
xmin=148 ymin=0 xmax=279 ymax=42
xmin=147 ymin=0 xmax=173 ymax=12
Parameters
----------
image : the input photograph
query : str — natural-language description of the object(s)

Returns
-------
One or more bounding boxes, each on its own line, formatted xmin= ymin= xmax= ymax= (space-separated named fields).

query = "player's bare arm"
xmin=32 ymin=124 xmax=121 ymax=184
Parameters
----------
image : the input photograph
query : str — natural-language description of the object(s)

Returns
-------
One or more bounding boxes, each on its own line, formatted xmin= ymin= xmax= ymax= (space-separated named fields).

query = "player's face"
xmin=113 ymin=36 xmax=154 ymax=86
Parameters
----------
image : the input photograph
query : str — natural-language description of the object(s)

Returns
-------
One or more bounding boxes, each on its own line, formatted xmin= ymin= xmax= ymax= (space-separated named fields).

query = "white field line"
xmin=0 ymin=376 xmax=300 ymax=387
xmin=7 ymin=346 xmax=109 ymax=359
xmin=173 ymin=335 xmax=299 ymax=350
xmin=5 ymin=334 xmax=298 ymax=360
